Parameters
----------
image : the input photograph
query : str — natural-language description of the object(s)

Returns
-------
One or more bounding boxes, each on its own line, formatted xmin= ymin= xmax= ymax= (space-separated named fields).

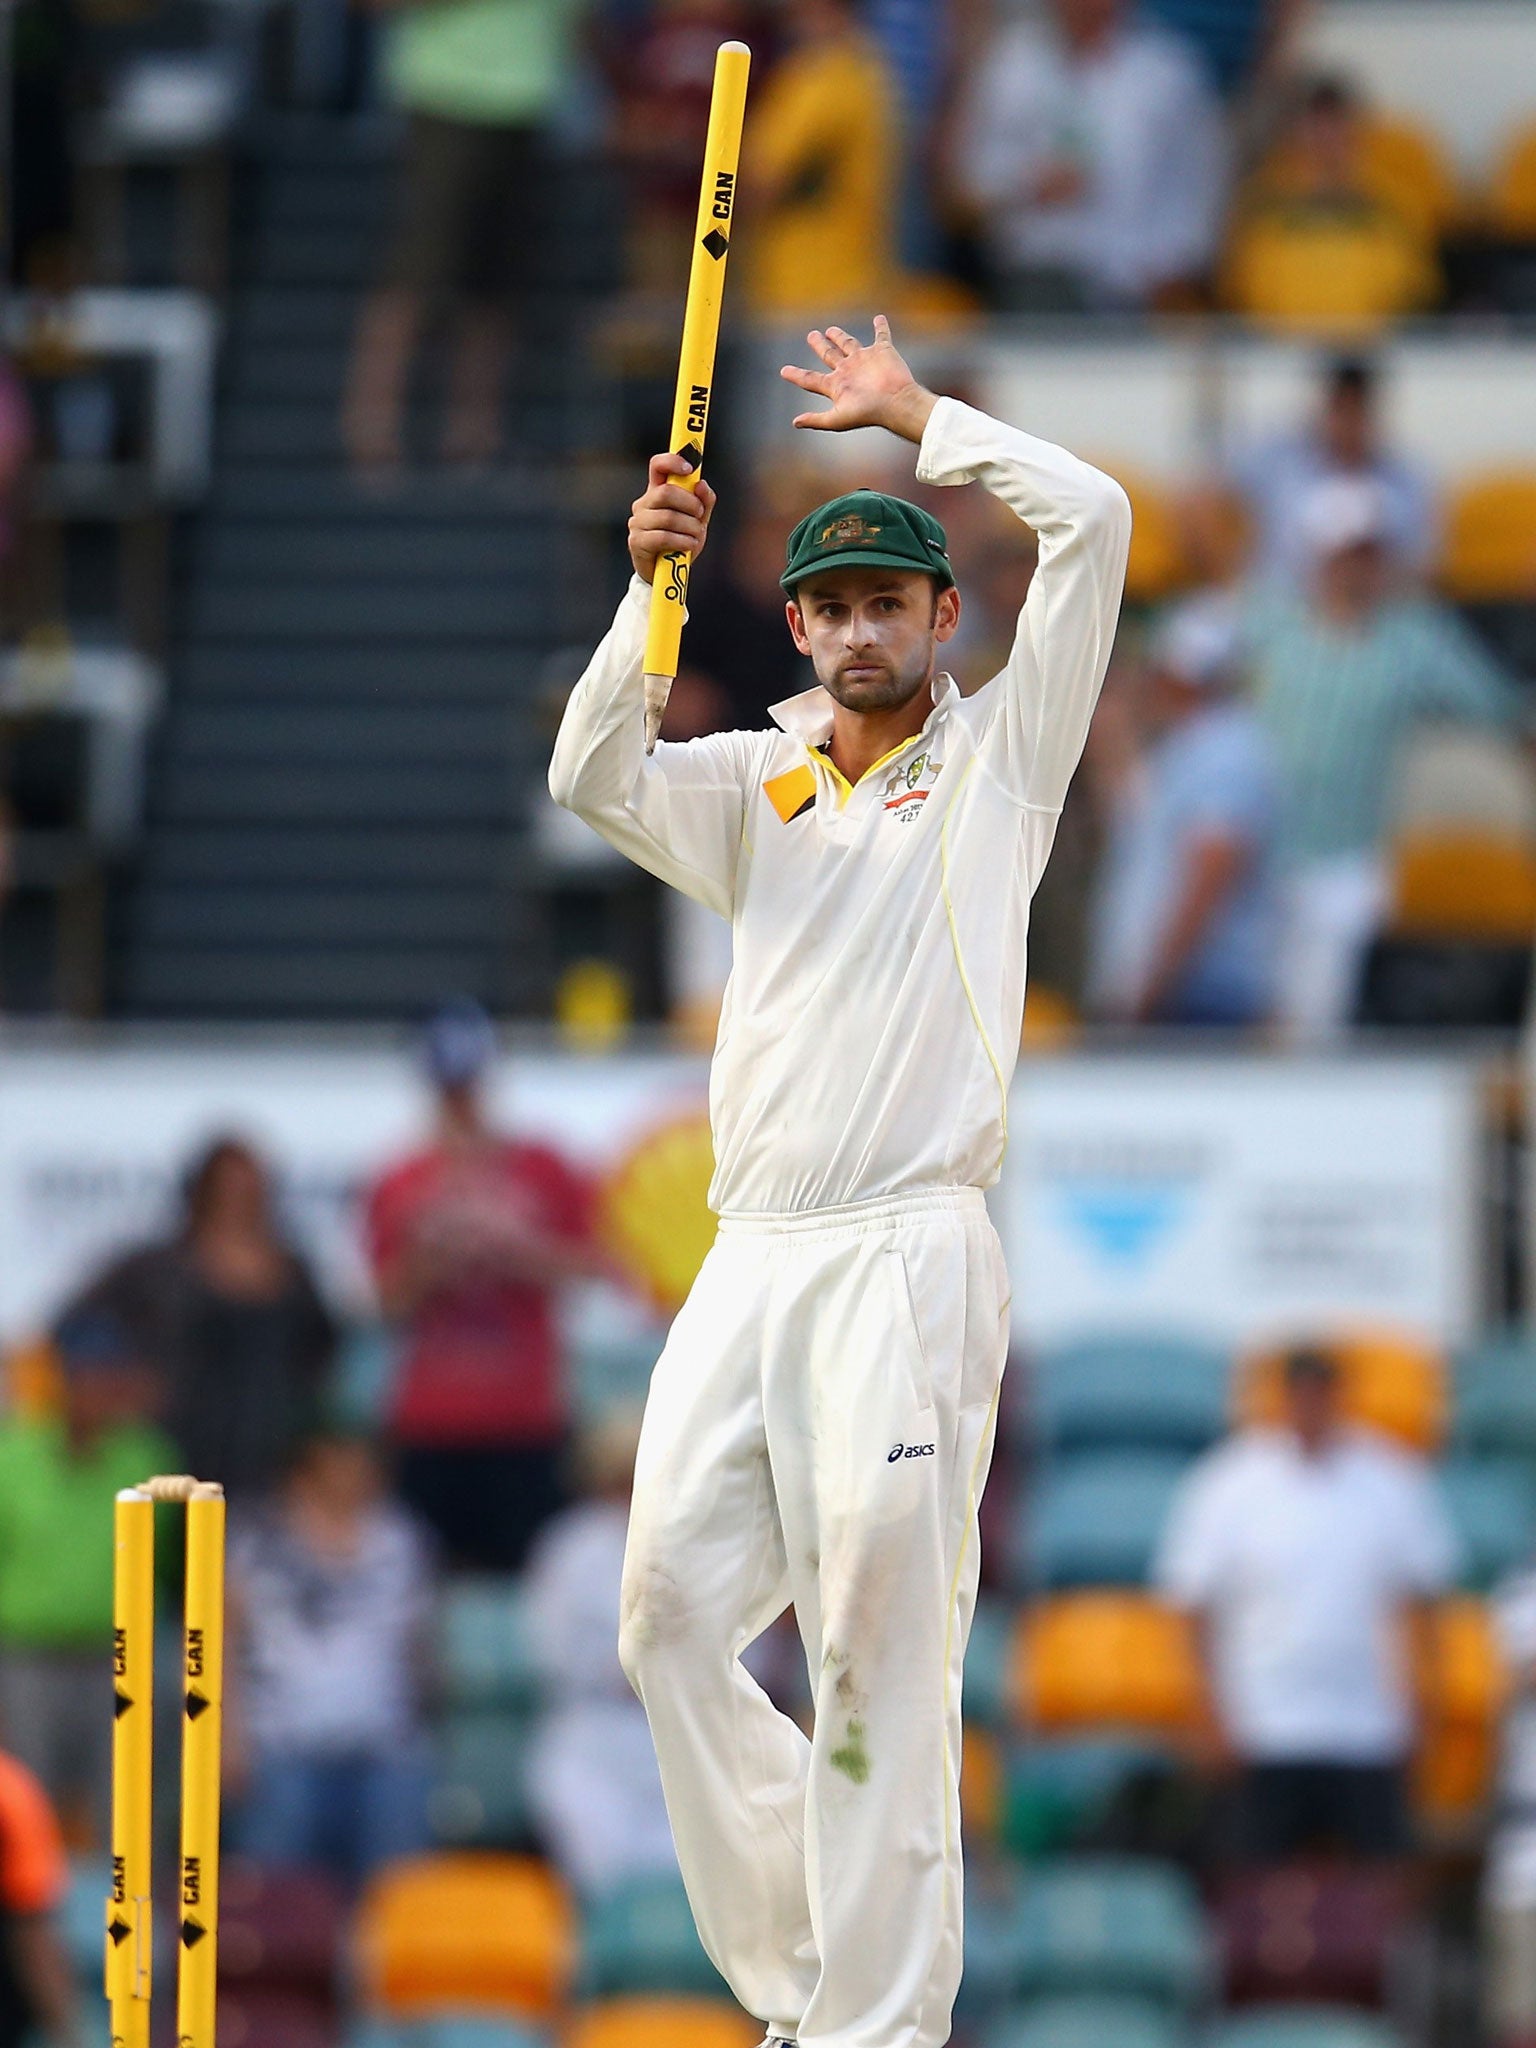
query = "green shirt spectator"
xmin=0 ymin=1414 xmax=175 ymax=1648
xmin=0 ymin=1305 xmax=172 ymax=1844
xmin=385 ymin=0 xmax=580 ymax=128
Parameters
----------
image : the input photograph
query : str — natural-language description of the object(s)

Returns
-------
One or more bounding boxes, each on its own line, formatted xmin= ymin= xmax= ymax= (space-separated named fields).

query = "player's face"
xmin=787 ymin=569 xmax=961 ymax=715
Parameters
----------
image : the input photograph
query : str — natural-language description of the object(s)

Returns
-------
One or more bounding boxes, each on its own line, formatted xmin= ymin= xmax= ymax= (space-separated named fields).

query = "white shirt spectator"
xmin=230 ymin=1503 xmax=434 ymax=1753
xmin=1156 ymin=1425 xmax=1458 ymax=1762
xmin=523 ymin=1498 xmax=678 ymax=1895
xmin=955 ymin=15 xmax=1228 ymax=305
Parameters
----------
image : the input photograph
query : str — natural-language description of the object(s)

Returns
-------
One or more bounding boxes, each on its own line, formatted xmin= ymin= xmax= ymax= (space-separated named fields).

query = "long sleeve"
xmin=1409 ymin=602 xmax=1528 ymax=730
xmin=915 ymin=395 xmax=1131 ymax=810
xmin=548 ymin=575 xmax=761 ymax=918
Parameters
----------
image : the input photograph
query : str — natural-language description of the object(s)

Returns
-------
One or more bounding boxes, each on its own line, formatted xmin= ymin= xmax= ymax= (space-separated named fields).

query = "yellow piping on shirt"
xmin=814 ymin=736 xmax=920 ymax=811
xmin=939 ymin=757 xmax=1009 ymax=1174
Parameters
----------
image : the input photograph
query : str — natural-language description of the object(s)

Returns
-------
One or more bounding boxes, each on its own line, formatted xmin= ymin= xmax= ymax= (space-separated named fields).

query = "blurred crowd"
xmin=3 ymin=1011 xmax=1536 ymax=2046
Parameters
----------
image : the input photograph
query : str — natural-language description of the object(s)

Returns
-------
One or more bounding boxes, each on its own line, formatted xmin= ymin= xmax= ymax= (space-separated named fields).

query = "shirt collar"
xmin=767 ymin=673 xmax=960 ymax=748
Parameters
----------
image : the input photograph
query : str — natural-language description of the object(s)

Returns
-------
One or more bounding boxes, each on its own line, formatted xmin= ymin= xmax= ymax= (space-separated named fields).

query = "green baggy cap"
xmin=781 ymin=488 xmax=955 ymax=593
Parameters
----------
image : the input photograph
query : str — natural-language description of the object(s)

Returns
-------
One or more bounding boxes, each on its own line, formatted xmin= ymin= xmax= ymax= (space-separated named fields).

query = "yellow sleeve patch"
xmin=763 ymin=763 xmax=817 ymax=823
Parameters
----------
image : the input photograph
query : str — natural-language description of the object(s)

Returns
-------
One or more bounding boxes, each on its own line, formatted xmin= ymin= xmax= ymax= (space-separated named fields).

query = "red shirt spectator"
xmin=366 ymin=999 xmax=603 ymax=1570
xmin=368 ymin=1135 xmax=590 ymax=1444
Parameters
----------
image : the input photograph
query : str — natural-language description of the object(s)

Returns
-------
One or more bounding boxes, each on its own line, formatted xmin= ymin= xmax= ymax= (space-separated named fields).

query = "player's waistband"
xmin=716 ymin=1185 xmax=987 ymax=1239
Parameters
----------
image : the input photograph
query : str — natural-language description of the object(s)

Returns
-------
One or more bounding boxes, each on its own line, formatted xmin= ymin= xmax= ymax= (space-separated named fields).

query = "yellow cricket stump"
xmin=107 ymin=1476 xmax=226 ymax=2048
xmin=642 ymin=37 xmax=752 ymax=754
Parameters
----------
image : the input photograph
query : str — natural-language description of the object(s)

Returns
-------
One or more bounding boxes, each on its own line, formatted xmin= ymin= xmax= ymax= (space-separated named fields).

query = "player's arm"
xmin=548 ymin=457 xmax=755 ymax=918
xmin=782 ymin=318 xmax=1131 ymax=811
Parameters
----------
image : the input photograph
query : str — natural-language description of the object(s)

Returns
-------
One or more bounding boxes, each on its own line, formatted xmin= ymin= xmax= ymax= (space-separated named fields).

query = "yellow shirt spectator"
xmin=744 ymin=22 xmax=897 ymax=316
xmin=1222 ymin=191 xmax=1439 ymax=335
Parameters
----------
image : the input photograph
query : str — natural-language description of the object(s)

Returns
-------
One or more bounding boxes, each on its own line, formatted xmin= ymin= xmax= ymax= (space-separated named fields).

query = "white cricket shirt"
xmin=548 ymin=397 xmax=1131 ymax=1216
xmin=1155 ymin=1426 xmax=1460 ymax=1763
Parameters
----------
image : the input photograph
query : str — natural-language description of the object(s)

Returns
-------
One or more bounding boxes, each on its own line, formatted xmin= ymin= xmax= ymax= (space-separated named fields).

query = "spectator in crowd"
xmin=341 ymin=0 xmax=586 ymax=471
xmin=951 ymin=0 xmax=1227 ymax=313
xmin=0 ymin=1747 xmax=77 ymax=2048
xmin=0 ymin=1306 xmax=174 ymax=1844
xmin=226 ymin=1429 xmax=437 ymax=1887
xmin=523 ymin=1408 xmax=677 ymax=1895
xmin=87 ymin=1136 xmax=336 ymax=1498
xmin=1221 ymin=75 xmax=1439 ymax=333
xmin=1487 ymin=1560 xmax=1536 ymax=2048
xmin=1224 ymin=355 xmax=1438 ymax=593
xmin=609 ymin=0 xmax=765 ymax=295
xmin=1088 ymin=595 xmax=1282 ymax=1029
xmin=367 ymin=999 xmax=602 ymax=1571
xmin=1140 ymin=0 xmax=1302 ymax=101
xmin=742 ymin=0 xmax=900 ymax=317
xmin=1156 ymin=1346 xmax=1458 ymax=1862
xmin=1244 ymin=476 xmax=1526 ymax=1038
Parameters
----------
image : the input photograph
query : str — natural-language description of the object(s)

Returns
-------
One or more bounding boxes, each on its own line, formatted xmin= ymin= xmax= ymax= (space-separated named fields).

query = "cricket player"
xmin=548 ymin=316 xmax=1130 ymax=2048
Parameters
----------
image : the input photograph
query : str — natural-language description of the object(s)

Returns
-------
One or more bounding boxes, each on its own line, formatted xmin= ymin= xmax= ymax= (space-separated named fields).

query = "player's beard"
xmin=817 ymin=644 xmax=935 ymax=714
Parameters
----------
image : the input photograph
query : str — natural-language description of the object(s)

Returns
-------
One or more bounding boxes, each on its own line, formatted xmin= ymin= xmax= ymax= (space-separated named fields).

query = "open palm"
xmin=780 ymin=316 xmax=920 ymax=433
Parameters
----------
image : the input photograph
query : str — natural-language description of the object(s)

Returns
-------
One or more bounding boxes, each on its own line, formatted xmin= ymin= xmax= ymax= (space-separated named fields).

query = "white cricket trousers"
xmin=618 ymin=1187 xmax=1011 ymax=2048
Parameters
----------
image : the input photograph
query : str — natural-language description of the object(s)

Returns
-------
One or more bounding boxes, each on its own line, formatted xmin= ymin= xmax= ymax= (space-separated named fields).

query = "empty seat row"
xmin=1025 ymin=1328 xmax=1536 ymax=1462
xmin=1018 ymin=1447 xmax=1536 ymax=1592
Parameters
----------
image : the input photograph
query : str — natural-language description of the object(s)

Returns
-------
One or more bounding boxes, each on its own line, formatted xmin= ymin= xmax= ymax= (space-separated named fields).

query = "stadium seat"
xmin=1236 ymin=1331 xmax=1446 ymax=1454
xmin=1012 ymin=1451 xmax=1190 ymax=1591
xmin=963 ymin=1723 xmax=1005 ymax=1839
xmin=578 ymin=1876 xmax=728 ymax=1998
xmin=1413 ymin=1595 xmax=1508 ymax=1824
xmin=965 ymin=1595 xmax=1018 ymax=1726
xmin=1490 ymin=122 xmax=1536 ymax=241
xmin=1215 ymin=1864 xmax=1410 ymax=2008
xmin=1442 ymin=473 xmax=1536 ymax=602
xmin=1440 ymin=1456 xmax=1536 ymax=1589
xmin=1207 ymin=2010 xmax=1405 ymax=2048
xmin=1456 ymin=1332 xmax=1536 ymax=1456
xmin=440 ymin=1580 xmax=541 ymax=1711
xmin=62 ymin=1853 xmax=113 ymax=1984
xmin=433 ymin=1708 xmax=536 ymax=1846
xmin=218 ymin=1859 xmax=349 ymax=1995
xmin=1015 ymin=1596 xmax=1202 ymax=1737
xmin=563 ymin=1997 xmax=759 ymax=2048
xmin=354 ymin=1854 xmax=574 ymax=2019
xmin=349 ymin=2022 xmax=551 ymax=2048
xmin=1004 ymin=1856 xmax=1209 ymax=2010
xmin=983 ymin=1995 xmax=1188 ymax=2048
xmin=218 ymin=1988 xmax=339 ymax=2048
xmin=1388 ymin=829 xmax=1536 ymax=941
xmin=1002 ymin=1738 xmax=1175 ymax=1859
xmin=1027 ymin=1337 xmax=1229 ymax=1455
xmin=1115 ymin=476 xmax=1191 ymax=606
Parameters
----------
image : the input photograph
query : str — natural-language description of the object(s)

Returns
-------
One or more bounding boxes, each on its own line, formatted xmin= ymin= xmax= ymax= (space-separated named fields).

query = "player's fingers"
xmin=781 ymin=365 xmax=831 ymax=395
xmin=872 ymin=312 xmax=892 ymax=345
xmin=648 ymin=451 xmax=694 ymax=488
xmin=791 ymin=410 xmax=835 ymax=431
xmin=648 ymin=482 xmax=705 ymax=516
xmin=696 ymin=478 xmax=717 ymax=519
xmin=826 ymin=325 xmax=857 ymax=355
xmin=806 ymin=330 xmax=840 ymax=369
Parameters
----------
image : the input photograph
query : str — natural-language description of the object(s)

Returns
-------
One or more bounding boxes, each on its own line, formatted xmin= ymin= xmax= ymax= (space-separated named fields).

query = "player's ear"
xmin=934 ymin=586 xmax=961 ymax=644
xmin=785 ymin=597 xmax=812 ymax=655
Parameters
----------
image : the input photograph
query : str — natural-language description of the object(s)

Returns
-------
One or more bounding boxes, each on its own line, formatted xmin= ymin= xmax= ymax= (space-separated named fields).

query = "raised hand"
xmin=779 ymin=315 xmax=937 ymax=444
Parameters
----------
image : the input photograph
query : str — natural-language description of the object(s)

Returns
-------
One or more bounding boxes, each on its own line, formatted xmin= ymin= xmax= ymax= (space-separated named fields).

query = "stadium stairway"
xmin=119 ymin=115 xmax=625 ymax=1018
